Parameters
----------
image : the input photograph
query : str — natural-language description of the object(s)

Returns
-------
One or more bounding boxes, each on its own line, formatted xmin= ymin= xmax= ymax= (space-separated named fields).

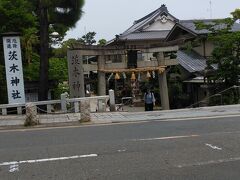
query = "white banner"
xmin=3 ymin=36 xmax=25 ymax=104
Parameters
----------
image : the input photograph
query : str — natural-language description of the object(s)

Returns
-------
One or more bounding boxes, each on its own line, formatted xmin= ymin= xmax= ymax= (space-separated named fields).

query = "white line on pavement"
xmin=9 ymin=164 xmax=19 ymax=173
xmin=205 ymin=143 xmax=222 ymax=150
xmin=0 ymin=154 xmax=98 ymax=167
xmin=177 ymin=157 xmax=240 ymax=168
xmin=132 ymin=135 xmax=199 ymax=141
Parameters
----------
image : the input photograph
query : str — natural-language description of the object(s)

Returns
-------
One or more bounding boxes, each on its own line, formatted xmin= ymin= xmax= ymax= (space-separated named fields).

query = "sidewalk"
xmin=91 ymin=104 xmax=240 ymax=123
xmin=1 ymin=104 xmax=240 ymax=128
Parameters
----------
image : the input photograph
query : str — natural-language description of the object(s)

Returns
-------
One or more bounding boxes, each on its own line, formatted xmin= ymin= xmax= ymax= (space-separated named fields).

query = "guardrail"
xmin=187 ymin=85 xmax=240 ymax=108
xmin=0 ymin=90 xmax=116 ymax=116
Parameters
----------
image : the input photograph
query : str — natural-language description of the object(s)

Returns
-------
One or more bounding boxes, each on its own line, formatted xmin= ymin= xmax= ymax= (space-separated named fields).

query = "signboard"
xmin=67 ymin=50 xmax=85 ymax=98
xmin=3 ymin=36 xmax=25 ymax=104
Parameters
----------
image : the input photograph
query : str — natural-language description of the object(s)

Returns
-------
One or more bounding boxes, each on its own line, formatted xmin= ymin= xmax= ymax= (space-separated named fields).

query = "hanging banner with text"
xmin=3 ymin=36 xmax=25 ymax=104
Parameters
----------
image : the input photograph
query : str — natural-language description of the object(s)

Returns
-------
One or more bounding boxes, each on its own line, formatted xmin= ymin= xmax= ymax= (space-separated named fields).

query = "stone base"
xmin=25 ymin=103 xmax=39 ymax=126
xmin=79 ymin=100 xmax=91 ymax=123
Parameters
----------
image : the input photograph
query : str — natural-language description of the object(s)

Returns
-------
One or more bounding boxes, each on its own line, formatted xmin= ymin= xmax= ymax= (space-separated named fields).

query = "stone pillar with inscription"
xmin=157 ymin=52 xmax=170 ymax=110
xmin=97 ymin=55 xmax=106 ymax=96
xmin=67 ymin=50 xmax=85 ymax=98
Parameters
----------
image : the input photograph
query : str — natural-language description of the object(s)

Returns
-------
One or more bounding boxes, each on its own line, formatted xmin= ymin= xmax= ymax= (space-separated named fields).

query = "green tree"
xmin=196 ymin=9 xmax=240 ymax=87
xmin=0 ymin=0 xmax=37 ymax=104
xmin=0 ymin=0 xmax=37 ymax=34
xmin=0 ymin=0 xmax=85 ymax=103
xmin=78 ymin=31 xmax=96 ymax=45
xmin=98 ymin=39 xmax=107 ymax=46
xmin=0 ymin=0 xmax=37 ymax=65
xmin=53 ymin=38 xmax=79 ymax=58
xmin=36 ymin=0 xmax=84 ymax=101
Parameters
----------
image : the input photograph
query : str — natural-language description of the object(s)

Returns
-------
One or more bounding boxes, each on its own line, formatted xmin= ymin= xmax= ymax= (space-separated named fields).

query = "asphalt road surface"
xmin=1 ymin=116 xmax=240 ymax=179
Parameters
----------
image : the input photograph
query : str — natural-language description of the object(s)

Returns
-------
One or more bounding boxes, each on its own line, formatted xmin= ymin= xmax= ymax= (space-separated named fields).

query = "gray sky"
xmin=65 ymin=0 xmax=240 ymax=42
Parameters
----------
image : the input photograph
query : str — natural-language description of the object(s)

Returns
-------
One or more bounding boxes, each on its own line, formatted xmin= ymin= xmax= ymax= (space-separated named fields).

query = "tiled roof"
xmin=177 ymin=50 xmax=217 ymax=73
xmin=179 ymin=19 xmax=240 ymax=34
xmin=120 ymin=30 xmax=170 ymax=41
xmin=110 ymin=5 xmax=240 ymax=43
xmin=121 ymin=4 xmax=178 ymax=37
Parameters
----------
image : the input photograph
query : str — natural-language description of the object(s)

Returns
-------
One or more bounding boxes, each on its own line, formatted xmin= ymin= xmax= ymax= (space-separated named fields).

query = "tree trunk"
xmin=38 ymin=1 xmax=49 ymax=101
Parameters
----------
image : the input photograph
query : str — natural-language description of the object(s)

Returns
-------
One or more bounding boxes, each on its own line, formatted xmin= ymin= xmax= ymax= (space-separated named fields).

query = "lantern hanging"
xmin=123 ymin=72 xmax=127 ymax=79
xmin=152 ymin=71 xmax=156 ymax=78
xmin=159 ymin=68 xmax=165 ymax=74
xmin=146 ymin=71 xmax=151 ymax=78
xmin=107 ymin=73 xmax=114 ymax=82
xmin=138 ymin=72 xmax=141 ymax=81
xmin=115 ymin=73 xmax=120 ymax=80
xmin=131 ymin=72 xmax=136 ymax=80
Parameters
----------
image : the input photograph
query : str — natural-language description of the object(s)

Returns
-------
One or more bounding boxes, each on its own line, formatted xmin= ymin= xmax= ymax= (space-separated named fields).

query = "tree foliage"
xmin=98 ymin=39 xmax=107 ymax=46
xmin=0 ymin=0 xmax=37 ymax=34
xmin=0 ymin=0 xmax=38 ymax=65
xmin=0 ymin=0 xmax=38 ymax=103
xmin=0 ymin=0 xmax=84 ymax=103
xmin=78 ymin=31 xmax=96 ymax=45
xmin=53 ymin=38 xmax=79 ymax=58
xmin=34 ymin=0 xmax=84 ymax=101
xmin=195 ymin=9 xmax=240 ymax=87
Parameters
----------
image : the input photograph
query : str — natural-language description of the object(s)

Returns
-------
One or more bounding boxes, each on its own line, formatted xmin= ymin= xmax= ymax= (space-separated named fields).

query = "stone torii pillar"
xmin=157 ymin=52 xmax=170 ymax=110
xmin=97 ymin=55 xmax=106 ymax=95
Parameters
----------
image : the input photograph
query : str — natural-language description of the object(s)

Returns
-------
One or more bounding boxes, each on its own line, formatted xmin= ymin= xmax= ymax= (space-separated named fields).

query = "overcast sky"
xmin=65 ymin=0 xmax=240 ymax=42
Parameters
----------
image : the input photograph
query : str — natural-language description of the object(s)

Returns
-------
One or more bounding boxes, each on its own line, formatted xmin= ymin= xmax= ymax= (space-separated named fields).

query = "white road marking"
xmin=0 ymin=154 xmax=98 ymax=167
xmin=205 ymin=143 xmax=222 ymax=150
xmin=177 ymin=157 xmax=240 ymax=168
xmin=132 ymin=135 xmax=199 ymax=141
xmin=117 ymin=149 xmax=127 ymax=152
xmin=9 ymin=164 xmax=19 ymax=173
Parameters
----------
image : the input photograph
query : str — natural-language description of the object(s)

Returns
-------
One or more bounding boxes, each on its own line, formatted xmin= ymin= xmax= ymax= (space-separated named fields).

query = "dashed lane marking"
xmin=0 ymin=154 xmax=98 ymax=167
xmin=132 ymin=134 xmax=199 ymax=141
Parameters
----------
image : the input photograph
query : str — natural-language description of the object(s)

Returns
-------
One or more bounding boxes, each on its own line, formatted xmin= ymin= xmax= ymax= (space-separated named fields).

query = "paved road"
xmin=1 ymin=116 xmax=240 ymax=179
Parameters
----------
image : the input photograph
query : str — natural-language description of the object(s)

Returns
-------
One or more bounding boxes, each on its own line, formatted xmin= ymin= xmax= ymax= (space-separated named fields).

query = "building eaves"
xmin=121 ymin=10 xmax=160 ymax=36
xmin=134 ymin=9 xmax=159 ymax=24
xmin=165 ymin=23 xmax=198 ymax=41
xmin=120 ymin=30 xmax=170 ymax=41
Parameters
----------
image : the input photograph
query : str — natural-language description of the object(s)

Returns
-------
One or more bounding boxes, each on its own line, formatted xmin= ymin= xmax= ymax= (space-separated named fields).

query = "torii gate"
xmin=67 ymin=43 xmax=179 ymax=110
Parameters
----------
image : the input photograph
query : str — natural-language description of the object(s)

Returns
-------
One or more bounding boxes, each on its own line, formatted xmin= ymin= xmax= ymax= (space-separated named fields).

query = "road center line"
xmin=132 ymin=134 xmax=199 ymax=141
xmin=0 ymin=154 xmax=98 ymax=167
